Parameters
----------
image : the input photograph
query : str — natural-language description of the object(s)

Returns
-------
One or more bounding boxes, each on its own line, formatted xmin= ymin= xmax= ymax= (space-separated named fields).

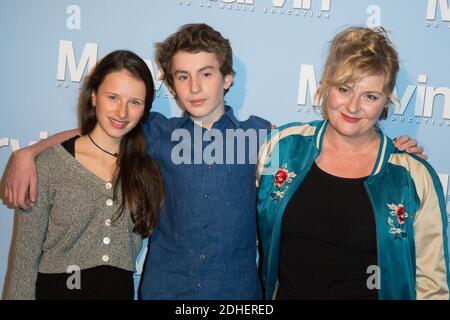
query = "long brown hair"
xmin=77 ymin=50 xmax=163 ymax=238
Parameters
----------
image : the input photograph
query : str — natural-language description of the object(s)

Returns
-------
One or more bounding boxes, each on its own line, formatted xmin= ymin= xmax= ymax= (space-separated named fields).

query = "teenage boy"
xmin=138 ymin=24 xmax=270 ymax=299
xmin=4 ymin=23 xmax=422 ymax=300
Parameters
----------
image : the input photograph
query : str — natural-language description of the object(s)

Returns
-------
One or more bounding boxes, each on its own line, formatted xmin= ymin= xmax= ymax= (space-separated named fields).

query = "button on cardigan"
xmin=6 ymin=144 xmax=142 ymax=299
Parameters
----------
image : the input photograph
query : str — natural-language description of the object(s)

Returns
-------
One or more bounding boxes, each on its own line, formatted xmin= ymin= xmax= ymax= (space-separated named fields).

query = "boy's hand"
xmin=4 ymin=148 xmax=37 ymax=209
xmin=394 ymin=135 xmax=427 ymax=160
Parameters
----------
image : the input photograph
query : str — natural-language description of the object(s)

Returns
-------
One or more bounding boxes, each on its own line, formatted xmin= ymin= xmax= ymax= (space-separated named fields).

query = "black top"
xmin=61 ymin=135 xmax=80 ymax=157
xmin=277 ymin=162 xmax=378 ymax=300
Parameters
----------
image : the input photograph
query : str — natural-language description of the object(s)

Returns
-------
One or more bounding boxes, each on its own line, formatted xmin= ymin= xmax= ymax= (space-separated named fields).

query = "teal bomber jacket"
xmin=256 ymin=120 xmax=450 ymax=300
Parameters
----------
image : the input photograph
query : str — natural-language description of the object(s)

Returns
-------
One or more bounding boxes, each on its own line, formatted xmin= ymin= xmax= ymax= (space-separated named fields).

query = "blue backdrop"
xmin=1 ymin=0 xmax=449 ymax=298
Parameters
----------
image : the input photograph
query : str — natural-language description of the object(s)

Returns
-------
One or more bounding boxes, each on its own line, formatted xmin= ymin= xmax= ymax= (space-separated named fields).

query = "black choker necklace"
xmin=88 ymin=134 xmax=119 ymax=158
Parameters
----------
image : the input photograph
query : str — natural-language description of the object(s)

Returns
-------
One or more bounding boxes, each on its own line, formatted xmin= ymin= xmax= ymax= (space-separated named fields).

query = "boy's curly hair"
xmin=155 ymin=23 xmax=235 ymax=94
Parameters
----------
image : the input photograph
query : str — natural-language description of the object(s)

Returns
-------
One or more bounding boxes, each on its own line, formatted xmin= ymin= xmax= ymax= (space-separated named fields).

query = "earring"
xmin=379 ymin=107 xmax=388 ymax=120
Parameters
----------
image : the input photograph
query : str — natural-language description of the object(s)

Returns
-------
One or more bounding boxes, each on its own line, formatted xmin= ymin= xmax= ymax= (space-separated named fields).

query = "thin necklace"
xmin=87 ymin=134 xmax=119 ymax=157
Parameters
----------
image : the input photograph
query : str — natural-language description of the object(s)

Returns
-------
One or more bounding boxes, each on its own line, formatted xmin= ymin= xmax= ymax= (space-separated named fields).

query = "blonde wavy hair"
xmin=317 ymin=26 xmax=399 ymax=120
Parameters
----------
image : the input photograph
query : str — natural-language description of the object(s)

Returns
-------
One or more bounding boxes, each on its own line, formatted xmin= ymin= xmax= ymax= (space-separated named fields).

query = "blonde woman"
xmin=257 ymin=27 xmax=449 ymax=300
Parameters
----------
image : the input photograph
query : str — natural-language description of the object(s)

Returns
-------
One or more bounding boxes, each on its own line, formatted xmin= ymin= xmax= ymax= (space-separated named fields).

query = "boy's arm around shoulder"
xmin=4 ymin=152 xmax=55 ymax=300
xmin=4 ymin=129 xmax=79 ymax=209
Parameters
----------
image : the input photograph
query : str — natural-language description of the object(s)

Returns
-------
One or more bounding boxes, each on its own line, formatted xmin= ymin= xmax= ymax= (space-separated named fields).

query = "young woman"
xmin=6 ymin=50 xmax=163 ymax=300
xmin=257 ymin=27 xmax=450 ymax=300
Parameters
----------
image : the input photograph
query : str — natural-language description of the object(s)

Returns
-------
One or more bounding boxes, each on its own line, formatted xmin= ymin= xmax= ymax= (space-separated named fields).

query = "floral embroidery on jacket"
xmin=271 ymin=163 xmax=297 ymax=200
xmin=387 ymin=203 xmax=414 ymax=240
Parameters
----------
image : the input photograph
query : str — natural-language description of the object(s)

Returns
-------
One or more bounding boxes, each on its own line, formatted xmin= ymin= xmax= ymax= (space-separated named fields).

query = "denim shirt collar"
xmin=177 ymin=105 xmax=240 ymax=130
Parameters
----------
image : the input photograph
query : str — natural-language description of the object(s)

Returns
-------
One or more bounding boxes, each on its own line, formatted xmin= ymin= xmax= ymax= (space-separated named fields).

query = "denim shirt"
xmin=139 ymin=106 xmax=271 ymax=299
